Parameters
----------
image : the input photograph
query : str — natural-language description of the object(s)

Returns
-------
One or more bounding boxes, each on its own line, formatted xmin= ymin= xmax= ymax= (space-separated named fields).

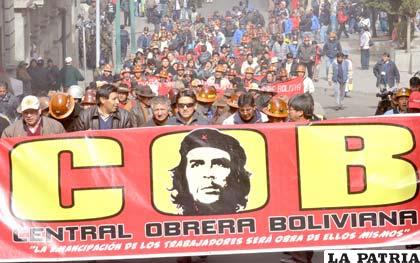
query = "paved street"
xmin=125 ymin=0 xmax=414 ymax=120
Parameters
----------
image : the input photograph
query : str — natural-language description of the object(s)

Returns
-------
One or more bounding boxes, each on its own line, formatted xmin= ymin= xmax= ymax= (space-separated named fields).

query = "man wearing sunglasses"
xmin=167 ymin=89 xmax=208 ymax=125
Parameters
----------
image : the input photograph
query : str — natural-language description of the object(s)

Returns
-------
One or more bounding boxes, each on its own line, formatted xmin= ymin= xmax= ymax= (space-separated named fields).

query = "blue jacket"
xmin=137 ymin=34 xmax=151 ymax=49
xmin=323 ymin=40 xmax=342 ymax=59
xmin=331 ymin=60 xmax=350 ymax=83
xmin=232 ymin=29 xmax=245 ymax=46
xmin=311 ymin=15 xmax=320 ymax=31
xmin=288 ymin=44 xmax=299 ymax=58
xmin=284 ymin=19 xmax=293 ymax=35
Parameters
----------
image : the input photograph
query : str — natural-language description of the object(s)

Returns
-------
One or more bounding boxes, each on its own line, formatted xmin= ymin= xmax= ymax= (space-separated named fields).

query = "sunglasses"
xmin=177 ymin=103 xmax=195 ymax=108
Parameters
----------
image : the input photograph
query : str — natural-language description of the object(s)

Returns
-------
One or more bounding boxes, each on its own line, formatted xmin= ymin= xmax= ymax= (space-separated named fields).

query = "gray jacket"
xmin=373 ymin=60 xmax=400 ymax=88
xmin=298 ymin=43 xmax=316 ymax=64
xmin=2 ymin=116 xmax=65 ymax=138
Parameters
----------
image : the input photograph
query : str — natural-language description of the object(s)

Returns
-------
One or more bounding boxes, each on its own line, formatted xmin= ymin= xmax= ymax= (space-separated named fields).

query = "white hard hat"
xmin=67 ymin=85 xmax=84 ymax=99
xmin=65 ymin=57 xmax=73 ymax=64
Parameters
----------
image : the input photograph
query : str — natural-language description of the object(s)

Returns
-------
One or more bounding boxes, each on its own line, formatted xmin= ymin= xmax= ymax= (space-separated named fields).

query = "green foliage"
xmin=361 ymin=0 xmax=394 ymax=13
xmin=400 ymin=0 xmax=420 ymax=17
xmin=362 ymin=0 xmax=420 ymax=16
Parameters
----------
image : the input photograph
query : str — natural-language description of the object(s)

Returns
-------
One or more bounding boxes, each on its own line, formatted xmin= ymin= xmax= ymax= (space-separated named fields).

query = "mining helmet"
xmin=262 ymin=97 xmax=288 ymax=118
xmin=395 ymin=88 xmax=411 ymax=98
xmin=196 ymin=86 xmax=217 ymax=103
xmin=245 ymin=67 xmax=255 ymax=75
xmin=49 ymin=93 xmax=75 ymax=120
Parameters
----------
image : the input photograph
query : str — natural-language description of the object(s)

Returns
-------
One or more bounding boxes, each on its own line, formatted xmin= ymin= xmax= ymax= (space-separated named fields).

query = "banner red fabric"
xmin=267 ymin=77 xmax=304 ymax=97
xmin=1 ymin=116 xmax=420 ymax=261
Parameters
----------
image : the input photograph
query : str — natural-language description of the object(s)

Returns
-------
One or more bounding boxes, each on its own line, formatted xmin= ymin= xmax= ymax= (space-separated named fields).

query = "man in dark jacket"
xmin=30 ymin=58 xmax=50 ymax=96
xmin=47 ymin=59 xmax=61 ymax=91
xmin=60 ymin=57 xmax=85 ymax=89
xmin=167 ymin=89 xmax=208 ymax=126
xmin=143 ymin=96 xmax=172 ymax=127
xmin=0 ymin=81 xmax=19 ymax=121
xmin=297 ymin=34 xmax=316 ymax=79
xmin=319 ymin=2 xmax=331 ymax=43
xmin=0 ymin=114 xmax=9 ymax=136
xmin=120 ymin=25 xmax=130 ymax=62
xmin=73 ymin=84 xmax=132 ymax=131
xmin=322 ymin=32 xmax=342 ymax=77
xmin=373 ymin=52 xmax=400 ymax=92
xmin=130 ymin=85 xmax=155 ymax=127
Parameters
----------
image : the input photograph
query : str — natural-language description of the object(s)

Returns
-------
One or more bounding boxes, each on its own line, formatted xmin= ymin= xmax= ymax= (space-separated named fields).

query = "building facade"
xmin=1 ymin=0 xmax=81 ymax=69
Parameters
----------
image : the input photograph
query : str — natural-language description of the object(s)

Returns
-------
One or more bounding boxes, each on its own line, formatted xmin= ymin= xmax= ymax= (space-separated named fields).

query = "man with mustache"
xmin=170 ymin=129 xmax=251 ymax=216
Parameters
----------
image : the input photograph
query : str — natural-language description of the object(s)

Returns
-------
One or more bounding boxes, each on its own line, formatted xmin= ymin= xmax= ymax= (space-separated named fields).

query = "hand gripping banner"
xmin=0 ymin=116 xmax=420 ymax=261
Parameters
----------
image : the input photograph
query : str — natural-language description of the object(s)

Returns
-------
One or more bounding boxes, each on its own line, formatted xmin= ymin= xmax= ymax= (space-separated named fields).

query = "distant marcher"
xmin=60 ymin=57 xmax=85 ymax=89
xmin=0 ymin=81 xmax=19 ymax=122
xmin=360 ymin=27 xmax=372 ymax=70
xmin=373 ymin=52 xmax=400 ymax=92
xmin=47 ymin=59 xmax=61 ymax=91
xmin=120 ymin=25 xmax=131 ymax=62
xmin=16 ymin=61 xmax=32 ymax=97
xmin=29 ymin=58 xmax=50 ymax=96
xmin=328 ymin=52 xmax=352 ymax=110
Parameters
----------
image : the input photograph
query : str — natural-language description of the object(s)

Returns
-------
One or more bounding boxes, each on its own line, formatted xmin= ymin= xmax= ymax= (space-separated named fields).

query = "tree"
xmin=399 ymin=0 xmax=420 ymax=73
xmin=362 ymin=0 xmax=402 ymax=37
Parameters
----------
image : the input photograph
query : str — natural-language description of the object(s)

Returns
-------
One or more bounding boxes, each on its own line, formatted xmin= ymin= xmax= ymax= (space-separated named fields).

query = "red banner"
xmin=266 ymin=77 xmax=304 ymax=97
xmin=1 ymin=116 xmax=420 ymax=261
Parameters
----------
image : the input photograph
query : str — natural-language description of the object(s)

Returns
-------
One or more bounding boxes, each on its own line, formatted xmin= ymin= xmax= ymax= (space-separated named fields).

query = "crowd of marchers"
xmin=1 ymin=0 xmax=420 ymax=141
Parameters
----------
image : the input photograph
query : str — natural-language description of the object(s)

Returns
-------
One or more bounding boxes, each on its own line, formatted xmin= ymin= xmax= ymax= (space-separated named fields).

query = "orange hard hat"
xmin=81 ymin=90 xmax=97 ymax=106
xmin=159 ymin=70 xmax=169 ymax=79
xmin=196 ymin=86 xmax=217 ymax=103
xmin=262 ymin=97 xmax=288 ymax=118
xmin=245 ymin=67 xmax=255 ymax=75
xmin=103 ymin=64 xmax=112 ymax=72
xmin=226 ymin=92 xmax=244 ymax=109
xmin=49 ymin=93 xmax=75 ymax=120
xmin=395 ymin=88 xmax=411 ymax=98
xmin=215 ymin=65 xmax=226 ymax=73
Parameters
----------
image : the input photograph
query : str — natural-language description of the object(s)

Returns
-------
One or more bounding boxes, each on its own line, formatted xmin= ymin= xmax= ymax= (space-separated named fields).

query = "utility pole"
xmin=115 ymin=0 xmax=122 ymax=72
xmin=407 ymin=16 xmax=412 ymax=75
xmin=82 ymin=26 xmax=88 ymax=86
xmin=96 ymin=0 xmax=101 ymax=69
xmin=130 ymin=0 xmax=137 ymax=54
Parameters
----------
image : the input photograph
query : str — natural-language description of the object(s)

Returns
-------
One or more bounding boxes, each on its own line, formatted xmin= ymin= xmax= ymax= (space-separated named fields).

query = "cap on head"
xmin=18 ymin=95 xmax=40 ymax=113
xmin=65 ymin=57 xmax=73 ymax=64
xmin=135 ymin=85 xmax=155 ymax=98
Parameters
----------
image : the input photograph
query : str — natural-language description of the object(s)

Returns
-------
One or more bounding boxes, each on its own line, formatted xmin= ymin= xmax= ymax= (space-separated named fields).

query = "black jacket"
xmin=73 ymin=106 xmax=132 ymax=131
